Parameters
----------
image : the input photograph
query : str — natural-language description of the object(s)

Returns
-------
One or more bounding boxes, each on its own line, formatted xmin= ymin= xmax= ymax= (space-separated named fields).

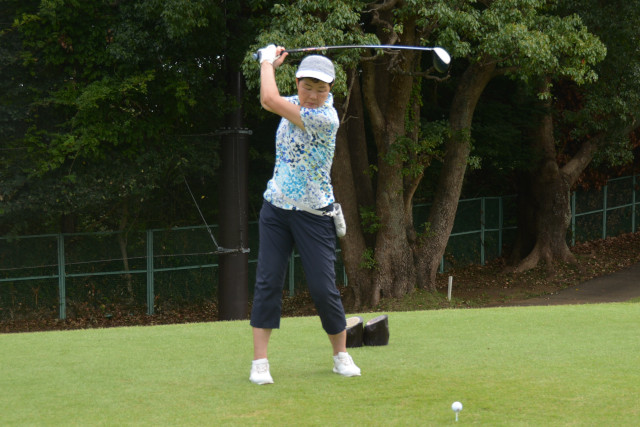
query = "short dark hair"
xmin=298 ymin=76 xmax=334 ymax=86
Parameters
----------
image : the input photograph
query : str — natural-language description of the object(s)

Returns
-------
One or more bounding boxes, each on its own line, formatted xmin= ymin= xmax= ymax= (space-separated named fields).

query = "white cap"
xmin=295 ymin=55 xmax=335 ymax=83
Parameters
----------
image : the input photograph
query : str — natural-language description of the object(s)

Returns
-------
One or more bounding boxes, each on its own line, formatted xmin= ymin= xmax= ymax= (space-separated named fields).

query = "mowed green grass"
xmin=1 ymin=303 xmax=639 ymax=426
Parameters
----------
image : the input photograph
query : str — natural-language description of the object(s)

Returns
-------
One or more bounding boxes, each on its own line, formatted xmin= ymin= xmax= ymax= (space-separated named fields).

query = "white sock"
xmin=253 ymin=358 xmax=268 ymax=365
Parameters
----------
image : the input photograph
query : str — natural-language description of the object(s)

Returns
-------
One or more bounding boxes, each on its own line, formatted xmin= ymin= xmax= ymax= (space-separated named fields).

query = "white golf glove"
xmin=257 ymin=44 xmax=278 ymax=64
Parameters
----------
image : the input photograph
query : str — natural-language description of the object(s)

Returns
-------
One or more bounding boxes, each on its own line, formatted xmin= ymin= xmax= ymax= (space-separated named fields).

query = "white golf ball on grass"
xmin=451 ymin=401 xmax=463 ymax=421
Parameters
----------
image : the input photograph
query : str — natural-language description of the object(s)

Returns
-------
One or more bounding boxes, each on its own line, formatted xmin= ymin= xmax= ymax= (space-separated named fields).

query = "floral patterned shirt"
xmin=264 ymin=93 xmax=339 ymax=210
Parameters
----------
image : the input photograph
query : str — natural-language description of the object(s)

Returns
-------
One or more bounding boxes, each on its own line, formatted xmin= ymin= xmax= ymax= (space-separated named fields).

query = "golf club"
xmin=253 ymin=44 xmax=451 ymax=73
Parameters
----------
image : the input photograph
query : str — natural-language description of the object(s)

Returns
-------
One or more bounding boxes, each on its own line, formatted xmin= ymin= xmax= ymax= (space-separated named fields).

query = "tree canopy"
xmin=241 ymin=0 xmax=616 ymax=306
xmin=1 ymin=0 xmax=244 ymax=234
xmin=1 ymin=0 xmax=638 ymax=308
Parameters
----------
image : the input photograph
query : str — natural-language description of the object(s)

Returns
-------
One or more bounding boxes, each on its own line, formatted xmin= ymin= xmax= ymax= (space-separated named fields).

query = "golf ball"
xmin=452 ymin=401 xmax=463 ymax=412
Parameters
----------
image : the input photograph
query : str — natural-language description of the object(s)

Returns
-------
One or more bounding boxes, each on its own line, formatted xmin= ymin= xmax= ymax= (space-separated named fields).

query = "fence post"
xmin=480 ymin=198 xmax=486 ymax=265
xmin=288 ymin=251 xmax=295 ymax=296
xmin=571 ymin=192 xmax=576 ymax=246
xmin=57 ymin=234 xmax=66 ymax=320
xmin=602 ymin=185 xmax=608 ymax=240
xmin=343 ymin=261 xmax=348 ymax=286
xmin=633 ymin=175 xmax=637 ymax=232
xmin=498 ymin=197 xmax=503 ymax=257
xmin=146 ymin=229 xmax=154 ymax=315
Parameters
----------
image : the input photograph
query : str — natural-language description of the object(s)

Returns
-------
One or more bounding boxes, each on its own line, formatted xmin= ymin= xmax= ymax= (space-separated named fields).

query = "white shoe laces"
xmin=337 ymin=354 xmax=353 ymax=365
xmin=254 ymin=363 xmax=269 ymax=373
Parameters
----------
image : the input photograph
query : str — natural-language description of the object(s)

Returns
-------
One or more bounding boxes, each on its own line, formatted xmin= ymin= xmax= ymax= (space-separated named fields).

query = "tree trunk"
xmin=343 ymin=76 xmax=375 ymax=215
xmin=508 ymin=171 xmax=537 ymax=264
xmin=374 ymin=129 xmax=417 ymax=301
xmin=333 ymin=76 xmax=375 ymax=309
xmin=511 ymin=107 xmax=576 ymax=272
xmin=512 ymin=122 xmax=638 ymax=272
xmin=360 ymin=45 xmax=419 ymax=305
xmin=416 ymin=61 xmax=497 ymax=291
xmin=510 ymin=83 xmax=605 ymax=272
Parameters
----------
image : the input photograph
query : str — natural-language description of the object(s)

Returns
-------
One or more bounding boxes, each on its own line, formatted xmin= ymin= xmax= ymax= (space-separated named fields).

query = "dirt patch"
xmin=438 ymin=232 xmax=640 ymax=307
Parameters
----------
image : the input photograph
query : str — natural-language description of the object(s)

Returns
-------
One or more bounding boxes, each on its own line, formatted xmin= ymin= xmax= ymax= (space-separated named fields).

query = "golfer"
xmin=249 ymin=44 xmax=360 ymax=385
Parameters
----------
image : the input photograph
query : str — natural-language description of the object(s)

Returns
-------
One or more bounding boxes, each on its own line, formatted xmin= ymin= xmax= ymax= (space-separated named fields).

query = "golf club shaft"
xmin=253 ymin=44 xmax=451 ymax=72
xmin=253 ymin=44 xmax=443 ymax=59
xmin=285 ymin=44 xmax=440 ymax=55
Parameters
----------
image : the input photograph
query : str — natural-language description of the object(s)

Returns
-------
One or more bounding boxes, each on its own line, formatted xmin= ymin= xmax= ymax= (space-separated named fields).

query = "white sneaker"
xmin=333 ymin=352 xmax=361 ymax=377
xmin=250 ymin=358 xmax=274 ymax=385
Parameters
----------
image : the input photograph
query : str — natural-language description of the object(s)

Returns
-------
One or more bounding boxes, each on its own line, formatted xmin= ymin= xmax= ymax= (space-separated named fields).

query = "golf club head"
xmin=432 ymin=47 xmax=451 ymax=73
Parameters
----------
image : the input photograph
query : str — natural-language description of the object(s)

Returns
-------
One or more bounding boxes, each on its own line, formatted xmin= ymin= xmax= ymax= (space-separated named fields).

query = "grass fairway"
xmin=1 ymin=303 xmax=639 ymax=426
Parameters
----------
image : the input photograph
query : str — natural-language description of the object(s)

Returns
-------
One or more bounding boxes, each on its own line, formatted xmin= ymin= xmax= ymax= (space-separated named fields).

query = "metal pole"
xmin=632 ymin=175 xmax=637 ymax=232
xmin=498 ymin=197 xmax=503 ymax=257
xmin=57 ymin=234 xmax=66 ymax=320
xmin=288 ymin=252 xmax=295 ymax=296
xmin=146 ymin=229 xmax=154 ymax=315
xmin=218 ymin=70 xmax=250 ymax=321
xmin=602 ymin=185 xmax=608 ymax=239
xmin=571 ymin=192 xmax=576 ymax=246
xmin=480 ymin=198 xmax=486 ymax=265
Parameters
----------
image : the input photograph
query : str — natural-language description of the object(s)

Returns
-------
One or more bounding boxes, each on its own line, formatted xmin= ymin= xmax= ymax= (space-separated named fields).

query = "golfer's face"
xmin=296 ymin=78 xmax=331 ymax=109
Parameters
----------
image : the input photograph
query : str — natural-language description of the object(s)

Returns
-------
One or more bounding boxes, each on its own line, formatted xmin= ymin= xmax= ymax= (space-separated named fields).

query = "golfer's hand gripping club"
xmin=256 ymin=44 xmax=278 ymax=64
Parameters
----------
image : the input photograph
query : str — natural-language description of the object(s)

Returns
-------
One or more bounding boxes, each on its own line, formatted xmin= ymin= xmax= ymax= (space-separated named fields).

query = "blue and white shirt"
xmin=264 ymin=93 xmax=339 ymax=210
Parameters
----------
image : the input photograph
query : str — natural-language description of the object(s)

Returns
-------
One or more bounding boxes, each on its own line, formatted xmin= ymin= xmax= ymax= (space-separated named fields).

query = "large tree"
xmin=0 ymin=0 xmax=248 ymax=235
xmin=243 ymin=0 xmax=606 ymax=308
xmin=509 ymin=0 xmax=640 ymax=272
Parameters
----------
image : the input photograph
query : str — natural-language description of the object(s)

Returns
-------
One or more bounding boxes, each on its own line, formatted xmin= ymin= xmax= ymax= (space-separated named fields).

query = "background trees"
xmin=1 ymin=0 xmax=245 ymax=235
xmin=243 ymin=0 xmax=617 ymax=308
xmin=506 ymin=0 xmax=640 ymax=273
xmin=2 ymin=0 xmax=639 ymax=309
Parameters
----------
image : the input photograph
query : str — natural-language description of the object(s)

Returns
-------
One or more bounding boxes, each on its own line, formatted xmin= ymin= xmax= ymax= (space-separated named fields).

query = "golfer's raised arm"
xmin=258 ymin=45 xmax=305 ymax=130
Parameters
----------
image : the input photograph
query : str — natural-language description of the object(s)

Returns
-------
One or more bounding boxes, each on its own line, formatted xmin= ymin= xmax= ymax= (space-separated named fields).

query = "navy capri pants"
xmin=250 ymin=201 xmax=347 ymax=335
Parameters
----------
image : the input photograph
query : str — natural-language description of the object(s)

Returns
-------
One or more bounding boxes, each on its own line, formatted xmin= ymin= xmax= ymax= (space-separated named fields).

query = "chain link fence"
xmin=1 ymin=175 xmax=638 ymax=320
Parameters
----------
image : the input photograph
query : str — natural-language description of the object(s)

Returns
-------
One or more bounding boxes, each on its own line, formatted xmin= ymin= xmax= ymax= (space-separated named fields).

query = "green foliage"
xmin=359 ymin=206 xmax=381 ymax=234
xmin=412 ymin=0 xmax=606 ymax=91
xmin=155 ymin=0 xmax=211 ymax=39
xmin=416 ymin=221 xmax=433 ymax=240
xmin=242 ymin=0 xmax=379 ymax=97
xmin=2 ymin=0 xmax=634 ymax=240
xmin=392 ymin=79 xmax=448 ymax=178
xmin=467 ymin=154 xmax=482 ymax=170
xmin=387 ymin=120 xmax=448 ymax=178
xmin=468 ymin=77 xmax=541 ymax=185
xmin=239 ymin=1 xmax=615 ymax=286
xmin=244 ymin=0 xmax=610 ymax=182
xmin=359 ymin=247 xmax=377 ymax=270
xmin=0 ymin=0 xmax=239 ymax=234
xmin=556 ymin=0 xmax=640 ymax=168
